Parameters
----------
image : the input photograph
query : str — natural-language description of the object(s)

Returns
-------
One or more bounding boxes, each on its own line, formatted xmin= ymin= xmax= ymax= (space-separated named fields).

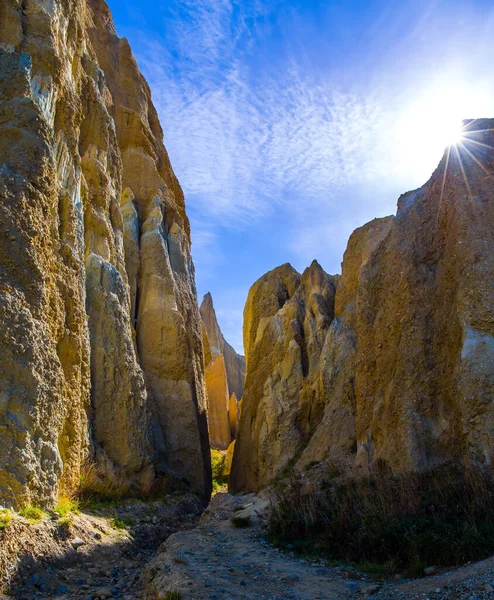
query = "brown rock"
xmin=200 ymin=293 xmax=245 ymax=450
xmin=200 ymin=293 xmax=246 ymax=399
xmin=230 ymin=261 xmax=338 ymax=492
xmin=0 ymin=0 xmax=211 ymax=507
xmin=229 ymin=393 xmax=241 ymax=439
xmin=233 ymin=120 xmax=494 ymax=490
xmin=204 ymin=355 xmax=231 ymax=450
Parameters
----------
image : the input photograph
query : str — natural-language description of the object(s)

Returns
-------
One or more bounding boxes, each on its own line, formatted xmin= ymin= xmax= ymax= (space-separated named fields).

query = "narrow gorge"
xmin=232 ymin=121 xmax=494 ymax=492
xmin=1 ymin=0 xmax=494 ymax=599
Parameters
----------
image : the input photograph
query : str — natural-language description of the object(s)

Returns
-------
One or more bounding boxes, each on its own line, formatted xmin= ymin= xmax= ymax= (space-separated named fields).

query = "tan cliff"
xmin=0 ymin=0 xmax=211 ymax=508
xmin=230 ymin=262 xmax=339 ymax=491
xmin=231 ymin=120 xmax=494 ymax=492
xmin=200 ymin=293 xmax=245 ymax=449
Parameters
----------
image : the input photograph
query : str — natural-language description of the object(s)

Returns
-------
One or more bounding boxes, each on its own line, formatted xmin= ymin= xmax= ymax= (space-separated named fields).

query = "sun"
xmin=391 ymin=85 xmax=492 ymax=182
xmin=442 ymin=120 xmax=465 ymax=146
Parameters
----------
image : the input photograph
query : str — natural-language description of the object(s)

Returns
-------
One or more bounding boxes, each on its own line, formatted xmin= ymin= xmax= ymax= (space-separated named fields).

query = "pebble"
xmin=424 ymin=566 xmax=437 ymax=576
xmin=93 ymin=588 xmax=113 ymax=598
xmin=71 ymin=537 xmax=85 ymax=549
xmin=364 ymin=585 xmax=380 ymax=595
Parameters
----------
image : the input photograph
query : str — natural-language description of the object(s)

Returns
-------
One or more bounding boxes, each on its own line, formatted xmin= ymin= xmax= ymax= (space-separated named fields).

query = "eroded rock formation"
xmin=0 ymin=0 xmax=211 ymax=508
xmin=200 ymin=293 xmax=245 ymax=449
xmin=231 ymin=262 xmax=339 ymax=491
xmin=232 ymin=121 xmax=494 ymax=492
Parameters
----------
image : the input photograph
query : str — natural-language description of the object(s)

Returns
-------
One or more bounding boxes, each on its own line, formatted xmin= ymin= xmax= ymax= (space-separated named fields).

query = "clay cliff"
xmin=231 ymin=262 xmax=339 ymax=491
xmin=200 ymin=293 xmax=245 ymax=449
xmin=0 ymin=0 xmax=211 ymax=509
xmin=231 ymin=120 xmax=494 ymax=493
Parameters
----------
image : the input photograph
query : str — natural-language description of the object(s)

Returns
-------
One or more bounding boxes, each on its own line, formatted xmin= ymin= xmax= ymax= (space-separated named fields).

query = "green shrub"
xmin=268 ymin=464 xmax=494 ymax=576
xmin=19 ymin=505 xmax=46 ymax=523
xmin=211 ymin=449 xmax=228 ymax=495
xmin=0 ymin=509 xmax=12 ymax=531
xmin=54 ymin=496 xmax=79 ymax=517
xmin=111 ymin=516 xmax=128 ymax=530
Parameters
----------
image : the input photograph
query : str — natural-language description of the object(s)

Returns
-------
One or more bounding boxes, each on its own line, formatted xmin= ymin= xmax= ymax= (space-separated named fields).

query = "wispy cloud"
xmin=130 ymin=1 xmax=387 ymax=226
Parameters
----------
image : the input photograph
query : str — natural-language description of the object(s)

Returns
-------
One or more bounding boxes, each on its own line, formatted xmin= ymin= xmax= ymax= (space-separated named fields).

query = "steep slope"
xmin=200 ymin=293 xmax=245 ymax=449
xmin=232 ymin=120 xmax=494 ymax=492
xmin=0 ymin=0 xmax=211 ymax=508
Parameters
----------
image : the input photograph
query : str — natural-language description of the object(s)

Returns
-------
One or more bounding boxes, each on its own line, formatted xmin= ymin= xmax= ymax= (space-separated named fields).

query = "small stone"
xmin=424 ymin=566 xmax=437 ymax=576
xmin=364 ymin=585 xmax=380 ymax=595
xmin=93 ymin=589 xmax=113 ymax=599
xmin=71 ymin=537 xmax=85 ymax=549
xmin=435 ymin=588 xmax=442 ymax=593
xmin=484 ymin=584 xmax=494 ymax=593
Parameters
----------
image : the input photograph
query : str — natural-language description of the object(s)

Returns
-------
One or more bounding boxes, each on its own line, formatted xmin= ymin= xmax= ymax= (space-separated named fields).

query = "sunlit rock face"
xmin=0 ymin=0 xmax=211 ymax=508
xmin=230 ymin=262 xmax=339 ymax=492
xmin=200 ymin=293 xmax=246 ymax=449
xmin=232 ymin=120 xmax=494 ymax=492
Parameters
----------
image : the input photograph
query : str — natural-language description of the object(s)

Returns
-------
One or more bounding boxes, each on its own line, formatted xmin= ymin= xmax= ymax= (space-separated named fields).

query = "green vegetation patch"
xmin=0 ymin=509 xmax=12 ymax=531
xmin=19 ymin=505 xmax=47 ymax=524
xmin=53 ymin=496 xmax=80 ymax=517
xmin=268 ymin=464 xmax=494 ymax=577
xmin=211 ymin=448 xmax=228 ymax=495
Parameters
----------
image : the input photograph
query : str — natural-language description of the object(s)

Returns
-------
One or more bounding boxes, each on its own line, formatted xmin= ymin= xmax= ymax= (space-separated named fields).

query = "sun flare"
xmin=392 ymin=85 xmax=492 ymax=181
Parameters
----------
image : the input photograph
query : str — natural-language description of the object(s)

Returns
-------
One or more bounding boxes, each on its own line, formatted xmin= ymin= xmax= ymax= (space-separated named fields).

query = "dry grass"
xmin=268 ymin=463 xmax=494 ymax=576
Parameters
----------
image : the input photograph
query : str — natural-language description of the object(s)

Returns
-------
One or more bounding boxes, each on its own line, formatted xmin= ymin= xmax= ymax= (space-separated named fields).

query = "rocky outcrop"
xmin=0 ymin=0 xmax=211 ymax=508
xmin=230 ymin=262 xmax=339 ymax=492
xmin=200 ymin=293 xmax=246 ymax=399
xmin=232 ymin=120 xmax=494 ymax=492
xmin=200 ymin=293 xmax=245 ymax=450
xmin=229 ymin=393 xmax=241 ymax=439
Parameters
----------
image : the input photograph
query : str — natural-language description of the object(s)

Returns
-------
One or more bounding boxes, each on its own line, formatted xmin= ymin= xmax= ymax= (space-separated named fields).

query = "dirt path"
xmin=0 ymin=494 xmax=204 ymax=600
xmin=141 ymin=493 xmax=494 ymax=600
xmin=3 ymin=492 xmax=494 ymax=599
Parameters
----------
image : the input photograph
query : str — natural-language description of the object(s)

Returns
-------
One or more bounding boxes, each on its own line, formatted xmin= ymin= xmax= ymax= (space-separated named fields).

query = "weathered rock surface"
xmin=200 ymin=293 xmax=245 ymax=449
xmin=0 ymin=0 xmax=211 ymax=508
xmin=229 ymin=392 xmax=241 ymax=439
xmin=232 ymin=121 xmax=494 ymax=492
xmin=200 ymin=293 xmax=246 ymax=399
xmin=231 ymin=262 xmax=339 ymax=492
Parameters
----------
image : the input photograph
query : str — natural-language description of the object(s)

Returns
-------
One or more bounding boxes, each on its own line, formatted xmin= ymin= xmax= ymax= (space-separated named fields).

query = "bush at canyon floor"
xmin=268 ymin=464 xmax=494 ymax=576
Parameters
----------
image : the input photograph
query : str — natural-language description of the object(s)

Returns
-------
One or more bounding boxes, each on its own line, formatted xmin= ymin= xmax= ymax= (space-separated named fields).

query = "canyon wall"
xmin=231 ymin=262 xmax=339 ymax=491
xmin=200 ymin=293 xmax=245 ymax=449
xmin=231 ymin=120 xmax=494 ymax=492
xmin=0 ymin=0 xmax=211 ymax=509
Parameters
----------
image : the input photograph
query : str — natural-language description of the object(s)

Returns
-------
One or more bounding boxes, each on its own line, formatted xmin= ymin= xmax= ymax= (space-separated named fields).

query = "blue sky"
xmin=108 ymin=0 xmax=494 ymax=353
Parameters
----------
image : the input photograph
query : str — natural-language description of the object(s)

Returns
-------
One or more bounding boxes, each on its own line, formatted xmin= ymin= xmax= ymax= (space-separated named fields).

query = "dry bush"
xmin=268 ymin=463 xmax=494 ymax=575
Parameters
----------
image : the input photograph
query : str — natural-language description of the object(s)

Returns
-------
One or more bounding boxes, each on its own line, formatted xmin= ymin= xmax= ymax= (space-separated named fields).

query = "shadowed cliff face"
xmin=200 ymin=293 xmax=246 ymax=449
xmin=0 ymin=0 xmax=211 ymax=508
xmin=231 ymin=120 xmax=494 ymax=493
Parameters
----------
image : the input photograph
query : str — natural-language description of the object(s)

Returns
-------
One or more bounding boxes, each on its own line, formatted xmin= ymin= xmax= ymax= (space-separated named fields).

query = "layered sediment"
xmin=0 ymin=0 xmax=211 ymax=508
